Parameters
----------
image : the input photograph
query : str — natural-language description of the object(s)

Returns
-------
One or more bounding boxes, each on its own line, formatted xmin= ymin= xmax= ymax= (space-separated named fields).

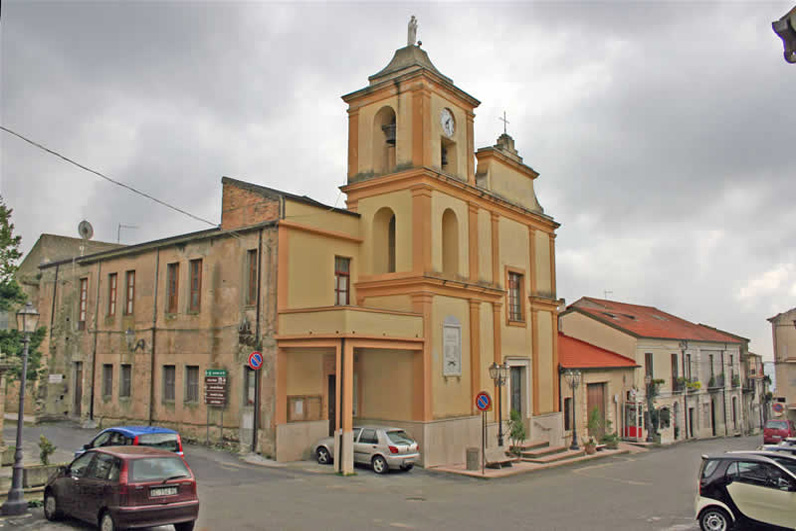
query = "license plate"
xmin=150 ymin=486 xmax=178 ymax=497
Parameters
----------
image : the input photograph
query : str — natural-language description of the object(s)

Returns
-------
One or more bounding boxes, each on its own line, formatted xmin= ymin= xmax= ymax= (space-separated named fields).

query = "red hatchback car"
xmin=44 ymin=446 xmax=199 ymax=531
xmin=763 ymin=419 xmax=796 ymax=444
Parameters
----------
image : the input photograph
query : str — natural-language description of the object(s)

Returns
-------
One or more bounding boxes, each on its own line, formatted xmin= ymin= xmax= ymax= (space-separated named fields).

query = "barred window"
xmin=102 ymin=364 xmax=113 ymax=397
xmin=120 ymin=364 xmax=132 ymax=398
xmin=185 ymin=366 xmax=199 ymax=403
xmin=163 ymin=365 xmax=176 ymax=402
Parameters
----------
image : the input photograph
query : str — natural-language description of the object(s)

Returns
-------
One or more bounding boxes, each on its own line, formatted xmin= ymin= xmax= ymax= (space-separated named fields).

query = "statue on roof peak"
xmin=408 ymin=16 xmax=418 ymax=46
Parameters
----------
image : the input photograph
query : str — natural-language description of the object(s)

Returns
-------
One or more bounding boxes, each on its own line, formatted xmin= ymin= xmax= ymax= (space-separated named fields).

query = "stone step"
xmin=521 ymin=447 xmax=586 ymax=464
xmin=520 ymin=444 xmax=568 ymax=459
xmin=513 ymin=440 xmax=550 ymax=452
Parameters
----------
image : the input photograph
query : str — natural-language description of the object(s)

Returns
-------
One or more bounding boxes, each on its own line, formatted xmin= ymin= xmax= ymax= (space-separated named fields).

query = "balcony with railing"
xmin=673 ymin=378 xmax=686 ymax=394
xmin=707 ymin=373 xmax=725 ymax=390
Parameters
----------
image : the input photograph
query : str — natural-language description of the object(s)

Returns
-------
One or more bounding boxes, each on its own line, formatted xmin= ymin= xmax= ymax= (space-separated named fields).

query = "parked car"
xmin=757 ymin=443 xmax=796 ymax=457
xmin=313 ymin=426 xmax=420 ymax=474
xmin=763 ymin=419 xmax=796 ymax=444
xmin=76 ymin=426 xmax=184 ymax=458
xmin=45 ymin=446 xmax=199 ymax=531
xmin=696 ymin=452 xmax=796 ymax=531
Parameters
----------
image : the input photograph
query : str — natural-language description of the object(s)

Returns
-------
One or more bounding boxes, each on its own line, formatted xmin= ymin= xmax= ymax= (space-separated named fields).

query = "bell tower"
xmin=342 ymin=18 xmax=480 ymax=184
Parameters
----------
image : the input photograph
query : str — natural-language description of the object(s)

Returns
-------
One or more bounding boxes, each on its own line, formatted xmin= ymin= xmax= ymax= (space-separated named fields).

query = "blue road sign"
xmin=475 ymin=391 xmax=492 ymax=412
xmin=248 ymin=351 xmax=264 ymax=371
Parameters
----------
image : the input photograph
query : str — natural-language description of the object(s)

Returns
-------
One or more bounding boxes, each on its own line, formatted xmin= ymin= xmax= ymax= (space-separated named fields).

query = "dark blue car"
xmin=76 ymin=426 xmax=183 ymax=458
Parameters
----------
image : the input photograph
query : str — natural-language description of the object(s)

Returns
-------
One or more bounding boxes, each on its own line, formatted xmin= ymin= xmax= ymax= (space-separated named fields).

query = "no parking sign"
xmin=248 ymin=351 xmax=263 ymax=371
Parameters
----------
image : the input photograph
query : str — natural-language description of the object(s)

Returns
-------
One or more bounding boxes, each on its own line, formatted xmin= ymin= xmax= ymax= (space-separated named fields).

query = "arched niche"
xmin=373 ymin=207 xmax=396 ymax=274
xmin=441 ymin=208 xmax=459 ymax=275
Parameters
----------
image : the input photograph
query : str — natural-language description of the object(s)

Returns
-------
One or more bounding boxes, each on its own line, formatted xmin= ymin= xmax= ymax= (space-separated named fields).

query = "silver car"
xmin=313 ymin=426 xmax=420 ymax=474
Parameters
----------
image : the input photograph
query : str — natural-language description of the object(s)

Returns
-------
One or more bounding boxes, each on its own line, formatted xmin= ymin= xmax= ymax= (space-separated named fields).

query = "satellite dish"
xmin=78 ymin=220 xmax=94 ymax=240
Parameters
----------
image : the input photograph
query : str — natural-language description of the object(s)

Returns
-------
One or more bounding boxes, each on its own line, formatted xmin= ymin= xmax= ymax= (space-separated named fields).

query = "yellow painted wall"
xmin=359 ymin=348 xmax=413 ymax=420
xmin=536 ymin=310 xmax=555 ymax=413
xmin=431 ymin=192 xmax=469 ymax=277
xmin=284 ymin=200 xmax=361 ymax=236
xmin=534 ymin=230 xmax=552 ymax=295
xmin=287 ymin=230 xmax=360 ymax=308
xmin=362 ymin=295 xmax=414 ymax=313
xmin=479 ymin=302 xmax=495 ymax=392
xmin=432 ymin=296 xmax=471 ymax=418
xmin=278 ymin=308 xmax=423 ymax=339
xmin=286 ymin=350 xmax=325 ymax=396
xmin=486 ymin=161 xmax=541 ymax=213
xmin=560 ymin=312 xmax=638 ymax=361
xmin=499 ymin=216 xmax=531 ymax=355
xmin=478 ymin=210 xmax=492 ymax=282
xmin=357 ymin=190 xmax=413 ymax=274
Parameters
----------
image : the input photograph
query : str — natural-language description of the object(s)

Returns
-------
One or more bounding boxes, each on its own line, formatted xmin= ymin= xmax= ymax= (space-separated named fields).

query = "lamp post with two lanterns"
xmin=488 ymin=361 xmax=510 ymax=447
xmin=1 ymin=302 xmax=40 ymax=516
xmin=563 ymin=369 xmax=582 ymax=451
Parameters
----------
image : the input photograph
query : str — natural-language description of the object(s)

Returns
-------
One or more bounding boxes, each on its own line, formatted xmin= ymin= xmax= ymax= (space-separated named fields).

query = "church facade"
xmin=32 ymin=27 xmax=562 ymax=469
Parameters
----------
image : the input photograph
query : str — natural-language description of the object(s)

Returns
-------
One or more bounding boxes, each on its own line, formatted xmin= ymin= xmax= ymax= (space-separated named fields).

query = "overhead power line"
xmin=1 ymin=125 xmax=217 ymax=227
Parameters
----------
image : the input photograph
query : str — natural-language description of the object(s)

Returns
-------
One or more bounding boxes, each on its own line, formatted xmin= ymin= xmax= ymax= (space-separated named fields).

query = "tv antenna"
xmin=117 ymin=223 xmax=138 ymax=244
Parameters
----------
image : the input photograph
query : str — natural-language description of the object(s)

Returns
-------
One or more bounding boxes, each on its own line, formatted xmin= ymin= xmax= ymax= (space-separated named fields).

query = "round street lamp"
xmin=2 ymin=302 xmax=40 ymax=515
xmin=564 ymin=369 xmax=582 ymax=450
xmin=489 ymin=361 xmax=510 ymax=447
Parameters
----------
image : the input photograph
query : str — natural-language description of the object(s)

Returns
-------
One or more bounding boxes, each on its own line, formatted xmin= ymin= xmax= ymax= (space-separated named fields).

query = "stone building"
xmin=31 ymin=28 xmax=563 ymax=469
xmin=768 ymin=308 xmax=796 ymax=424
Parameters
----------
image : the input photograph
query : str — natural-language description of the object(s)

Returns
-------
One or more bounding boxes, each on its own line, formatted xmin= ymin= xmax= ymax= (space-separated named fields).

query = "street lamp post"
xmin=488 ymin=361 xmax=510 ymax=447
xmin=2 ymin=302 xmax=40 ymax=516
xmin=563 ymin=369 xmax=581 ymax=450
xmin=645 ymin=374 xmax=654 ymax=443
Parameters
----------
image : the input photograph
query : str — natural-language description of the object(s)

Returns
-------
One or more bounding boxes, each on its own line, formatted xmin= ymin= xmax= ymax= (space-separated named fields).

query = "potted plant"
xmin=600 ymin=419 xmax=620 ymax=449
xmin=507 ymin=409 xmax=526 ymax=457
xmin=583 ymin=436 xmax=597 ymax=455
xmin=22 ymin=435 xmax=65 ymax=488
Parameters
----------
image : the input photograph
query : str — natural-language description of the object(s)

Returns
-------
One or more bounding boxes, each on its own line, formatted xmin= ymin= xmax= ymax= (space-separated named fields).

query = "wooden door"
xmin=586 ymin=383 xmax=606 ymax=439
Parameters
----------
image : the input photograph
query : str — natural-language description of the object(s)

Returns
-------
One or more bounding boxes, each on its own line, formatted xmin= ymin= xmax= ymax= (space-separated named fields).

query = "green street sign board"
xmin=205 ymin=369 xmax=228 ymax=378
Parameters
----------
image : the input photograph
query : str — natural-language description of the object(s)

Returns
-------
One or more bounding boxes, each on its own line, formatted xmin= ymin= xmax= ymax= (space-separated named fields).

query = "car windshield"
xmin=137 ymin=433 xmax=179 ymax=452
xmin=386 ymin=430 xmax=414 ymax=445
xmin=129 ymin=457 xmax=190 ymax=482
xmin=766 ymin=421 xmax=788 ymax=429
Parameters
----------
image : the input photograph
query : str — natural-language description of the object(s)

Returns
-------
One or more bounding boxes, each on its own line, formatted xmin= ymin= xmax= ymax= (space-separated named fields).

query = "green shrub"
xmin=38 ymin=435 xmax=56 ymax=466
xmin=507 ymin=409 xmax=526 ymax=454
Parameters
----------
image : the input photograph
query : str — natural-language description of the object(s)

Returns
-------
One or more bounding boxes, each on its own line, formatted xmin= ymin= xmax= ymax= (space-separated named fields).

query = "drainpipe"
xmin=89 ymin=261 xmax=102 ymax=422
xmin=252 ymin=228 xmax=263 ymax=452
xmin=149 ymin=249 xmax=160 ymax=425
xmin=49 ymin=264 xmax=59 ymax=345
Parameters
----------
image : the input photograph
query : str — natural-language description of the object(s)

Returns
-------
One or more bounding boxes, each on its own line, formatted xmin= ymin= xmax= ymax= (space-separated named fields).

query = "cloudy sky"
xmin=2 ymin=1 xmax=794 ymax=360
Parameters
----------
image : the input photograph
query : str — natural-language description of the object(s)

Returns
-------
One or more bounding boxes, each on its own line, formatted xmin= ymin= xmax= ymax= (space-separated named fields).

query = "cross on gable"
xmin=499 ymin=111 xmax=510 ymax=135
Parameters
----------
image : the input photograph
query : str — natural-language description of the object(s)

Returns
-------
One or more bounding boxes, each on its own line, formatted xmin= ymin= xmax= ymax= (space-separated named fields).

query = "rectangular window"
xmin=78 ymin=277 xmax=88 ymax=330
xmin=102 ymin=364 xmax=113 ymax=397
xmin=508 ymin=271 xmax=524 ymax=322
xmin=163 ymin=365 xmax=176 ymax=402
xmin=189 ymin=259 xmax=202 ymax=312
xmin=185 ymin=365 xmax=199 ymax=403
xmin=334 ymin=257 xmax=351 ymax=306
xmin=563 ymin=397 xmax=572 ymax=431
xmin=124 ymin=271 xmax=135 ymax=315
xmin=671 ymin=353 xmax=679 ymax=391
xmin=246 ymin=249 xmax=258 ymax=306
xmin=244 ymin=367 xmax=256 ymax=406
xmin=685 ymin=353 xmax=692 ymax=380
xmin=645 ymin=352 xmax=654 ymax=379
xmin=120 ymin=364 xmax=132 ymax=398
xmin=166 ymin=263 xmax=179 ymax=314
xmin=107 ymin=273 xmax=117 ymax=317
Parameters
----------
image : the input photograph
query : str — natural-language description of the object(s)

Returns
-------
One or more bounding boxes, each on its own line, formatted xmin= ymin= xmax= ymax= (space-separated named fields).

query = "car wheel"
xmin=372 ymin=455 xmax=389 ymax=475
xmin=316 ymin=446 xmax=332 ymax=465
xmin=175 ymin=521 xmax=196 ymax=531
xmin=699 ymin=507 xmax=732 ymax=531
xmin=99 ymin=510 xmax=116 ymax=531
xmin=43 ymin=490 xmax=61 ymax=521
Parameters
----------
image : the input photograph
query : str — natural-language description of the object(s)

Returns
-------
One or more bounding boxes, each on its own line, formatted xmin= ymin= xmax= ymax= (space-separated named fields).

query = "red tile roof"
xmin=567 ymin=297 xmax=742 ymax=344
xmin=558 ymin=333 xmax=638 ymax=370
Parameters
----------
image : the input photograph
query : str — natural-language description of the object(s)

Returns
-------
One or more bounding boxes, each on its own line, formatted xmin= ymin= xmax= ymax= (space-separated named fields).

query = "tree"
xmin=0 ymin=196 xmax=44 ymax=381
xmin=0 ymin=197 xmax=25 ymax=311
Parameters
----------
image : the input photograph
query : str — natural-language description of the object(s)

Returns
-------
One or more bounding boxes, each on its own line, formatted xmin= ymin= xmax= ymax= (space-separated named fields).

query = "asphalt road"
xmin=0 ymin=422 xmax=768 ymax=530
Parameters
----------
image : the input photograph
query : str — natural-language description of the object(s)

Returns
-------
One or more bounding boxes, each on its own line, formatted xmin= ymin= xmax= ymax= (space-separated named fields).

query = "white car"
xmin=313 ymin=426 xmax=420 ymax=474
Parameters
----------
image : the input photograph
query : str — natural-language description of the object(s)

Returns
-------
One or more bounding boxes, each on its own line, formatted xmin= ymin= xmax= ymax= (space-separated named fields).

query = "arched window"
xmin=441 ymin=208 xmax=458 ymax=275
xmin=373 ymin=207 xmax=396 ymax=274
xmin=373 ymin=106 xmax=396 ymax=175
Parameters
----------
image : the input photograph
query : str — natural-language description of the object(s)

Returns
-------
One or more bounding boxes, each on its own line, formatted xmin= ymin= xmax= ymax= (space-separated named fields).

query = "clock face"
xmin=440 ymin=108 xmax=455 ymax=137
